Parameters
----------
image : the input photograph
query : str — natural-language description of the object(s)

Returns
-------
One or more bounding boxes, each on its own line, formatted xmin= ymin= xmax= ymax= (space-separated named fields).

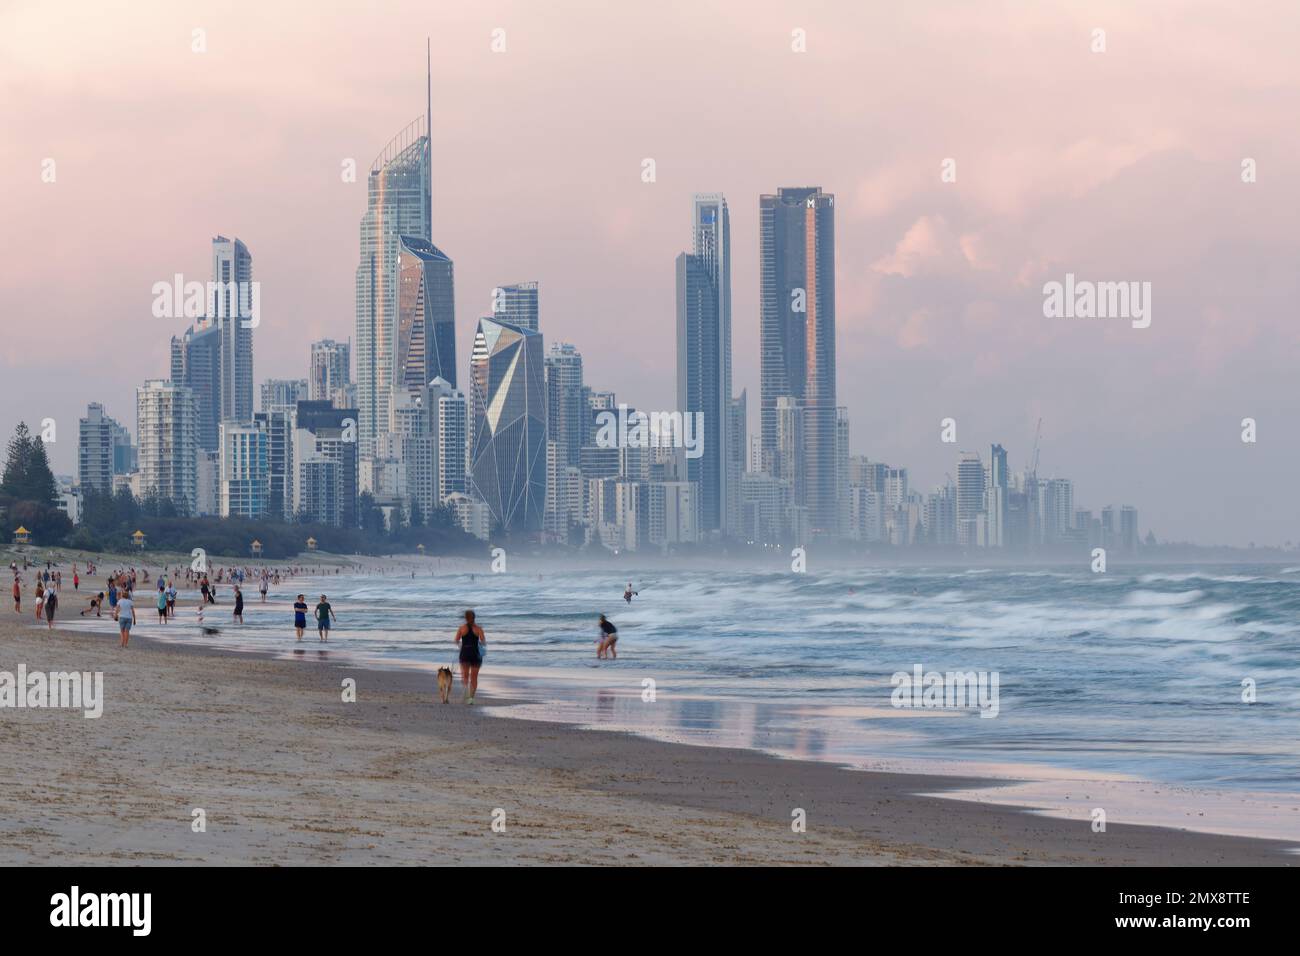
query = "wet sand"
xmin=0 ymin=617 xmax=1294 ymax=865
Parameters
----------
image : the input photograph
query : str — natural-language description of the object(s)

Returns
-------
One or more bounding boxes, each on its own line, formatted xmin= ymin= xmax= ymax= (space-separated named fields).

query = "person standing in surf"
xmin=455 ymin=609 xmax=485 ymax=704
xmin=293 ymin=594 xmax=308 ymax=641
xmin=315 ymin=594 xmax=335 ymax=641
xmin=623 ymin=582 xmax=638 ymax=604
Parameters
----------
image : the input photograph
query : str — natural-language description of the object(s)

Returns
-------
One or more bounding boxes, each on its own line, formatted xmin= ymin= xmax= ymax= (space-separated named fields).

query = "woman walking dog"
xmin=454 ymin=610 xmax=485 ymax=705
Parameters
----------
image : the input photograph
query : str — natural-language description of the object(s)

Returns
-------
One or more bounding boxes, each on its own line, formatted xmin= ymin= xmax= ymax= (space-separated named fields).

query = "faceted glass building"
xmin=395 ymin=235 xmax=456 ymax=389
xmin=469 ymin=319 xmax=547 ymax=533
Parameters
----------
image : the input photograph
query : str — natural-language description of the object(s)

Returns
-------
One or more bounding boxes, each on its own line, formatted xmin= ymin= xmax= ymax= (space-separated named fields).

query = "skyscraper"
xmin=675 ymin=251 xmax=723 ymax=531
xmin=469 ymin=318 xmax=547 ymax=533
xmin=395 ymin=235 xmax=456 ymax=389
xmin=210 ymin=236 xmax=255 ymax=423
xmin=493 ymin=281 xmax=539 ymax=332
xmin=219 ymin=419 xmax=270 ymax=519
xmin=956 ymin=451 xmax=986 ymax=546
xmin=433 ymin=377 xmax=469 ymax=504
xmin=988 ymin=443 xmax=1008 ymax=547
xmin=78 ymin=403 xmax=128 ymax=493
xmin=726 ymin=390 xmax=747 ymax=534
xmin=137 ymin=380 xmax=198 ymax=515
xmin=545 ymin=342 xmax=585 ymax=468
xmin=759 ymin=187 xmax=837 ymax=533
xmin=692 ymin=194 xmax=733 ymax=533
xmin=309 ymin=339 xmax=351 ymax=403
xmin=170 ymin=321 xmax=222 ymax=452
xmin=355 ymin=56 xmax=433 ymax=457
xmin=293 ymin=400 xmax=359 ymax=528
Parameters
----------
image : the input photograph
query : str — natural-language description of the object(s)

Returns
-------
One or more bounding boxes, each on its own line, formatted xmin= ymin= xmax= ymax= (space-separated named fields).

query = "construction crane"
xmin=1027 ymin=418 xmax=1042 ymax=476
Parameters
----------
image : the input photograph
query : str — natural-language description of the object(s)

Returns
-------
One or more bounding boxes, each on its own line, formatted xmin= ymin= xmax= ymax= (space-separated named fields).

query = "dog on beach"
xmin=437 ymin=667 xmax=454 ymax=704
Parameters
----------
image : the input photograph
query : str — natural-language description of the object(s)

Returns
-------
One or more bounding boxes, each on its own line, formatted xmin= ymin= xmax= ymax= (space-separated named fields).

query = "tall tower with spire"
xmin=354 ymin=45 xmax=434 ymax=460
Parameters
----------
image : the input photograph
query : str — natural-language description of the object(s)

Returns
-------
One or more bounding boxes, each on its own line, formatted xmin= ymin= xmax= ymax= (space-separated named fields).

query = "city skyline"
xmin=6 ymin=1 xmax=1299 ymax=545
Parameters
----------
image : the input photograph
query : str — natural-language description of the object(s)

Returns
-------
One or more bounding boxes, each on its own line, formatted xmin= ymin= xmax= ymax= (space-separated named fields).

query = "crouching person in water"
xmin=597 ymin=614 xmax=618 ymax=659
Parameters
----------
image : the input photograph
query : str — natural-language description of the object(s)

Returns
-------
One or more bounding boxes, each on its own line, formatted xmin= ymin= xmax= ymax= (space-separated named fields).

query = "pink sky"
xmin=3 ymin=0 xmax=1299 ymax=544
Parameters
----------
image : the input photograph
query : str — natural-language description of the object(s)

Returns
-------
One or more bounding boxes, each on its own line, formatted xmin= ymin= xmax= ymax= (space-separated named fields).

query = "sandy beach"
xmin=0 ymin=615 xmax=1294 ymax=865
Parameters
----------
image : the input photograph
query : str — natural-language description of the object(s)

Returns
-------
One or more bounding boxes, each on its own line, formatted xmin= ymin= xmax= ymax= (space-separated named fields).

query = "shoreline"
xmin=1 ymin=618 xmax=1294 ymax=865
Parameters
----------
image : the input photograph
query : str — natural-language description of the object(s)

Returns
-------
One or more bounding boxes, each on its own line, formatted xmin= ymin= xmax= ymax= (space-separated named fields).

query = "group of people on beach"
xmin=12 ymin=555 xmax=637 ymax=707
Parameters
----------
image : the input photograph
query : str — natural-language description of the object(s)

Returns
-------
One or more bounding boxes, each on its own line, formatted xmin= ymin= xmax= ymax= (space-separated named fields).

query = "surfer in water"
xmin=623 ymin=582 xmax=638 ymax=604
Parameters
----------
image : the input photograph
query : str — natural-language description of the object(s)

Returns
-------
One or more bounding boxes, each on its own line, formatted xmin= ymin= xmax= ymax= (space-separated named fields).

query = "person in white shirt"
xmin=115 ymin=591 xmax=137 ymax=648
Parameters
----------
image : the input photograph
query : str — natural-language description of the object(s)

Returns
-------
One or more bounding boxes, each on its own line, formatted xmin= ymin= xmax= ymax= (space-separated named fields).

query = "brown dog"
xmin=437 ymin=667 xmax=453 ymax=704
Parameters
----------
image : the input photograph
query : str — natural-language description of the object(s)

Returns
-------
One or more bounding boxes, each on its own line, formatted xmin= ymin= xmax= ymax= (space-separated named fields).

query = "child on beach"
xmin=80 ymin=593 xmax=104 ymax=617
xmin=34 ymin=581 xmax=44 ymax=621
xmin=12 ymin=576 xmax=20 ymax=613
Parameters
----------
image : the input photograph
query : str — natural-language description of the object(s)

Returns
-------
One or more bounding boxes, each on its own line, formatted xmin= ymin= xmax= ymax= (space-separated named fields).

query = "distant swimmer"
xmin=623 ymin=582 xmax=638 ymax=604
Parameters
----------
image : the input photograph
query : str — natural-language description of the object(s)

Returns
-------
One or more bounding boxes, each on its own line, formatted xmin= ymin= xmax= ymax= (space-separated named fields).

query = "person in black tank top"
xmin=456 ymin=610 xmax=485 ymax=704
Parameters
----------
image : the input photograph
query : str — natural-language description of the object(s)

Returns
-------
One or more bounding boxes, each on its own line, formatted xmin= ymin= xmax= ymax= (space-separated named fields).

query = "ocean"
xmin=60 ymin=562 xmax=1300 ymax=838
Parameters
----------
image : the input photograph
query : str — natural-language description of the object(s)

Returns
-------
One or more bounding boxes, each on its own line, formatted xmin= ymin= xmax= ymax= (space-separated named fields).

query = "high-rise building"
xmin=469 ymin=318 xmax=547 ymax=533
xmin=260 ymin=379 xmax=308 ymax=413
xmin=774 ymin=397 xmax=805 ymax=507
xmin=545 ymin=343 xmax=585 ymax=469
xmin=926 ymin=484 xmax=958 ymax=546
xmin=254 ymin=407 xmax=295 ymax=520
xmin=136 ymin=380 xmax=198 ymax=515
xmin=675 ymin=251 xmax=723 ymax=531
xmin=78 ymin=403 xmax=128 ymax=494
xmin=309 ymin=339 xmax=352 ymax=403
xmin=1120 ymin=505 xmax=1139 ymax=554
xmin=1043 ymin=478 xmax=1074 ymax=545
xmin=395 ymin=235 xmax=457 ymax=389
xmin=956 ymin=451 xmax=985 ymax=547
xmin=219 ymin=419 xmax=270 ymax=519
xmin=210 ymin=236 xmax=255 ymax=424
xmin=759 ymin=187 xmax=837 ymax=533
xmin=492 ymin=281 xmax=539 ymax=332
xmin=693 ymin=194 xmax=732 ymax=532
xmin=988 ymin=443 xmax=1009 ymax=547
xmin=355 ymin=61 xmax=433 ymax=458
xmin=726 ymin=390 xmax=747 ymax=534
xmin=293 ymin=400 xmax=359 ymax=527
xmin=170 ymin=322 xmax=222 ymax=452
xmin=433 ymin=377 xmax=469 ymax=504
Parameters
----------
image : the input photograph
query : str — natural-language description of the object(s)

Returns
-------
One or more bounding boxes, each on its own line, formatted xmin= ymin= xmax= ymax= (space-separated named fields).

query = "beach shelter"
xmin=12 ymin=526 xmax=30 ymax=545
xmin=306 ymin=537 xmax=317 ymax=552
xmin=251 ymin=539 xmax=263 ymax=558
xmin=131 ymin=529 xmax=146 ymax=550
